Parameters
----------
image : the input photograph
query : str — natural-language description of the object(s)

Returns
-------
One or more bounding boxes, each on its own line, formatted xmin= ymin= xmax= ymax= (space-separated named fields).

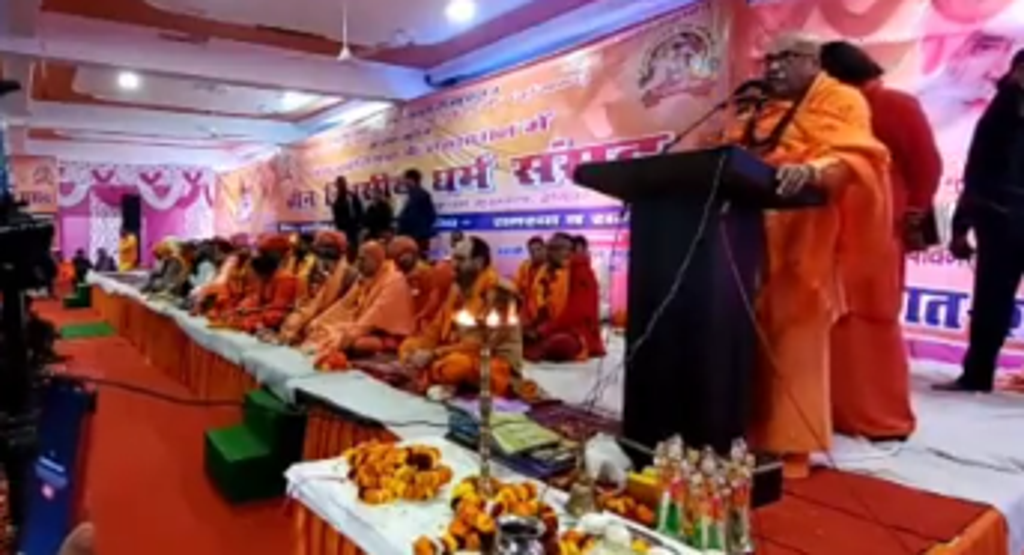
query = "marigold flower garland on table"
xmin=343 ymin=441 xmax=454 ymax=505
xmin=413 ymin=476 xmax=559 ymax=554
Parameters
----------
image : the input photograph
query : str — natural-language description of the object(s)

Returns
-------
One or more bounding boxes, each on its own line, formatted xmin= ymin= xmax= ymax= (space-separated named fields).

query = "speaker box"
xmin=120 ymin=194 xmax=142 ymax=235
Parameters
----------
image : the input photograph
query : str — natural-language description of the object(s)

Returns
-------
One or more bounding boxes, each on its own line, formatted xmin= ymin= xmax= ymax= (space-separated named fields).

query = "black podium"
xmin=574 ymin=146 xmax=824 ymax=456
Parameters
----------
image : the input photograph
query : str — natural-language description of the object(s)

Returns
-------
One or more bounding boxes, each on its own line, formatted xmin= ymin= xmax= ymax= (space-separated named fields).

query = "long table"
xmin=86 ymin=273 xmax=1018 ymax=555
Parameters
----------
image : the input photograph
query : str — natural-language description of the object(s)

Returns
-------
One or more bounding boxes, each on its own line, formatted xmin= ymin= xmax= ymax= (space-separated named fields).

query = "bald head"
xmin=764 ymin=33 xmax=823 ymax=99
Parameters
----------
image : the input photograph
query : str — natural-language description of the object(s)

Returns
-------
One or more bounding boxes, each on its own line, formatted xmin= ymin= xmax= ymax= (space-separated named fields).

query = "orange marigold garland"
xmin=413 ymin=476 xmax=559 ymax=554
xmin=343 ymin=442 xmax=453 ymax=506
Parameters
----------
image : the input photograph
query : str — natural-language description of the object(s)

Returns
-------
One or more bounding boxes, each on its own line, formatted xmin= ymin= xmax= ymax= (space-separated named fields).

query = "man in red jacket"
xmin=821 ymin=41 xmax=943 ymax=441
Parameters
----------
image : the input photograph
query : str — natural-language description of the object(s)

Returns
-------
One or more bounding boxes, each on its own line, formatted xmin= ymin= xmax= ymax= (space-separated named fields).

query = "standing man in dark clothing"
xmin=397 ymin=168 xmax=437 ymax=255
xmin=936 ymin=50 xmax=1024 ymax=393
xmin=330 ymin=176 xmax=363 ymax=259
xmin=363 ymin=187 xmax=395 ymax=241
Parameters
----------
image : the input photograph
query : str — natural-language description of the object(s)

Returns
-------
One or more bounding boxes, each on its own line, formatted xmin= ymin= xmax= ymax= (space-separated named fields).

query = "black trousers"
xmin=962 ymin=227 xmax=1024 ymax=388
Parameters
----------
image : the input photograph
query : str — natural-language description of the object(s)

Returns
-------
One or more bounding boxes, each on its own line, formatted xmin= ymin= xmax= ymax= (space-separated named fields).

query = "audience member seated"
xmin=286 ymin=232 xmax=317 ymax=298
xmin=118 ymin=227 xmax=139 ymax=271
xmin=213 ymin=234 xmax=298 ymax=334
xmin=71 ymin=249 xmax=92 ymax=285
xmin=300 ymin=240 xmax=415 ymax=369
xmin=400 ymin=236 xmax=523 ymax=398
xmin=142 ymin=239 xmax=190 ymax=297
xmin=514 ymin=236 xmax=546 ymax=296
xmin=521 ymin=233 xmax=605 ymax=362
xmin=94 ymin=248 xmax=117 ymax=272
xmin=389 ymin=235 xmax=454 ymax=332
xmin=194 ymin=234 xmax=252 ymax=317
xmin=269 ymin=231 xmax=358 ymax=345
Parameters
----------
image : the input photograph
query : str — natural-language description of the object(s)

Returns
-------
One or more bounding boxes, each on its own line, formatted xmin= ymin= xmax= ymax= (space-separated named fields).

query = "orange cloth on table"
xmin=278 ymin=233 xmax=357 ymax=344
xmin=117 ymin=233 xmax=138 ymax=272
xmin=522 ymin=254 xmax=605 ymax=362
xmin=399 ymin=267 xmax=523 ymax=397
xmin=726 ymin=74 xmax=894 ymax=457
xmin=224 ymin=235 xmax=299 ymax=333
xmin=301 ymin=243 xmax=415 ymax=362
xmin=829 ymin=79 xmax=929 ymax=440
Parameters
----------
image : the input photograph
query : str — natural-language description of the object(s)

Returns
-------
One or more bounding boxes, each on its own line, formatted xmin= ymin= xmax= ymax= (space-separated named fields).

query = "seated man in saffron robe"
xmin=117 ymin=227 xmax=139 ymax=272
xmin=217 ymin=234 xmax=299 ymax=334
xmin=513 ymin=236 xmax=546 ymax=296
xmin=300 ymin=240 xmax=415 ymax=367
xmin=521 ymin=233 xmax=605 ymax=362
xmin=193 ymin=234 xmax=252 ymax=317
xmin=270 ymin=231 xmax=359 ymax=345
xmin=285 ymin=232 xmax=318 ymax=299
xmin=389 ymin=235 xmax=455 ymax=332
xmin=726 ymin=34 xmax=894 ymax=478
xmin=400 ymin=236 xmax=524 ymax=397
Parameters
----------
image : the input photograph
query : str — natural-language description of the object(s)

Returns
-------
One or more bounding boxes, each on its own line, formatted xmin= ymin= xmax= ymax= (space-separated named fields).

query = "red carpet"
xmin=39 ymin=301 xmax=291 ymax=555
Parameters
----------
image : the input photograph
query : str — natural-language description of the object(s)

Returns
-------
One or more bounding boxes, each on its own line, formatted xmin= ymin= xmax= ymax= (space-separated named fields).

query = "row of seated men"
xmin=139 ymin=231 xmax=606 ymax=399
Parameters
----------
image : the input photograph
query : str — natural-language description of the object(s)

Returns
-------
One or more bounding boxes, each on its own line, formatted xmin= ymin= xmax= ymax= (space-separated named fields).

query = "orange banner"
xmin=10 ymin=155 xmax=58 ymax=214
xmin=214 ymin=158 xmax=277 ymax=238
xmin=272 ymin=1 xmax=731 ymax=223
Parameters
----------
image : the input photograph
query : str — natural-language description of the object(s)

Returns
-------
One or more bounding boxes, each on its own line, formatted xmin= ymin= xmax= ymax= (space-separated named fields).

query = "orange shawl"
xmin=523 ymin=264 xmax=569 ymax=327
xmin=118 ymin=234 xmax=138 ymax=272
xmin=278 ymin=260 xmax=354 ymax=343
xmin=302 ymin=261 xmax=415 ymax=353
xmin=732 ymin=74 xmax=895 ymax=323
xmin=406 ymin=261 xmax=455 ymax=330
xmin=514 ymin=260 xmax=543 ymax=301
xmin=400 ymin=267 xmax=523 ymax=371
xmin=288 ymin=253 xmax=318 ymax=300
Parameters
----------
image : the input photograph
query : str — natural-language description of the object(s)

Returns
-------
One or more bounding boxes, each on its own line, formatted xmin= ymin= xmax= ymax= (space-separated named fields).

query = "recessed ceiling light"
xmin=445 ymin=0 xmax=476 ymax=23
xmin=280 ymin=91 xmax=316 ymax=111
xmin=117 ymin=71 xmax=141 ymax=91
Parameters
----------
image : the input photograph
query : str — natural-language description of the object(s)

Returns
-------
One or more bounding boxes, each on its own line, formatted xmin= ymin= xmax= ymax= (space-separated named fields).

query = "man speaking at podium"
xmin=727 ymin=34 xmax=896 ymax=478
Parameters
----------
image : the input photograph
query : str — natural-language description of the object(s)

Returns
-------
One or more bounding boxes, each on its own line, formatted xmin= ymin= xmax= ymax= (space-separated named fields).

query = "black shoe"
xmin=931 ymin=378 xmax=992 ymax=393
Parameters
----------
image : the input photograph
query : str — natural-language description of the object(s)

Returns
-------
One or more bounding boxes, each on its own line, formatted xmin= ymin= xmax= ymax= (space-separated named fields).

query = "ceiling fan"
xmin=336 ymin=0 xmax=413 ymax=63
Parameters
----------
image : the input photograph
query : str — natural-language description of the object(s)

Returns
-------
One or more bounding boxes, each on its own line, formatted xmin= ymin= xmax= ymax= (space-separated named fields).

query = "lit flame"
xmin=484 ymin=310 xmax=501 ymax=328
xmin=454 ymin=309 xmax=476 ymax=328
xmin=506 ymin=304 xmax=519 ymax=327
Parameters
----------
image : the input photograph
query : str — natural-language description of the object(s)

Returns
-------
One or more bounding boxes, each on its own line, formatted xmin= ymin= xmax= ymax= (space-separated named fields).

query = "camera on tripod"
xmin=0 ymin=79 xmax=55 ymax=291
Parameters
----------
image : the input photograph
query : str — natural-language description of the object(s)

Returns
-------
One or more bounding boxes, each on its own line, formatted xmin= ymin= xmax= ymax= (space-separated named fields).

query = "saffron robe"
xmin=399 ymin=268 xmax=523 ymax=397
xmin=731 ymin=74 xmax=894 ymax=456
xmin=117 ymin=234 xmax=139 ymax=272
xmin=406 ymin=261 xmax=455 ymax=332
xmin=830 ymin=80 xmax=934 ymax=439
xmin=223 ymin=268 xmax=299 ymax=333
xmin=278 ymin=261 xmax=357 ymax=345
xmin=301 ymin=261 xmax=416 ymax=361
xmin=522 ymin=255 xmax=605 ymax=362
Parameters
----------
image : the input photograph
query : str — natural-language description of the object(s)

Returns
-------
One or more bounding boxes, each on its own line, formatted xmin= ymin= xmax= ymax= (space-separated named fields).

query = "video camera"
xmin=0 ymin=79 xmax=55 ymax=290
xmin=0 ymin=78 xmax=60 ymax=546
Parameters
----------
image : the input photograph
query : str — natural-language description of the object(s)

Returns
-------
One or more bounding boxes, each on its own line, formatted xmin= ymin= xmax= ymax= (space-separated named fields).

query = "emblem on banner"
xmin=637 ymin=24 xmax=719 ymax=108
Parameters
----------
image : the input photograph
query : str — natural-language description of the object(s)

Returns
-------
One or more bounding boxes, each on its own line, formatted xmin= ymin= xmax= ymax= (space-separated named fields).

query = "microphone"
xmin=659 ymin=80 xmax=768 ymax=154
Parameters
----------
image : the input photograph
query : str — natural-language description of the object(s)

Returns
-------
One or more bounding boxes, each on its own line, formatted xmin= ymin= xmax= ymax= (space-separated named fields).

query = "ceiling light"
xmin=445 ymin=0 xmax=476 ymax=23
xmin=117 ymin=71 xmax=141 ymax=91
xmin=280 ymin=91 xmax=316 ymax=111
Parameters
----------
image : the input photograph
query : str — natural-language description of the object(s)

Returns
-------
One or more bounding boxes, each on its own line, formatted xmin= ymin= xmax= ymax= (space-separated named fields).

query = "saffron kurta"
xmin=278 ymin=259 xmax=356 ymax=345
xmin=301 ymin=261 xmax=416 ymax=363
xmin=830 ymin=80 xmax=936 ymax=439
xmin=117 ymin=233 xmax=138 ymax=272
xmin=399 ymin=268 xmax=523 ymax=396
xmin=522 ymin=254 xmax=605 ymax=362
xmin=733 ymin=74 xmax=893 ymax=457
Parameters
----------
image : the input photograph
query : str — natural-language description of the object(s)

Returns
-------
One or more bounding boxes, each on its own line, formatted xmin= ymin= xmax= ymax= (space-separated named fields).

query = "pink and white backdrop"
xmin=58 ymin=162 xmax=215 ymax=265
